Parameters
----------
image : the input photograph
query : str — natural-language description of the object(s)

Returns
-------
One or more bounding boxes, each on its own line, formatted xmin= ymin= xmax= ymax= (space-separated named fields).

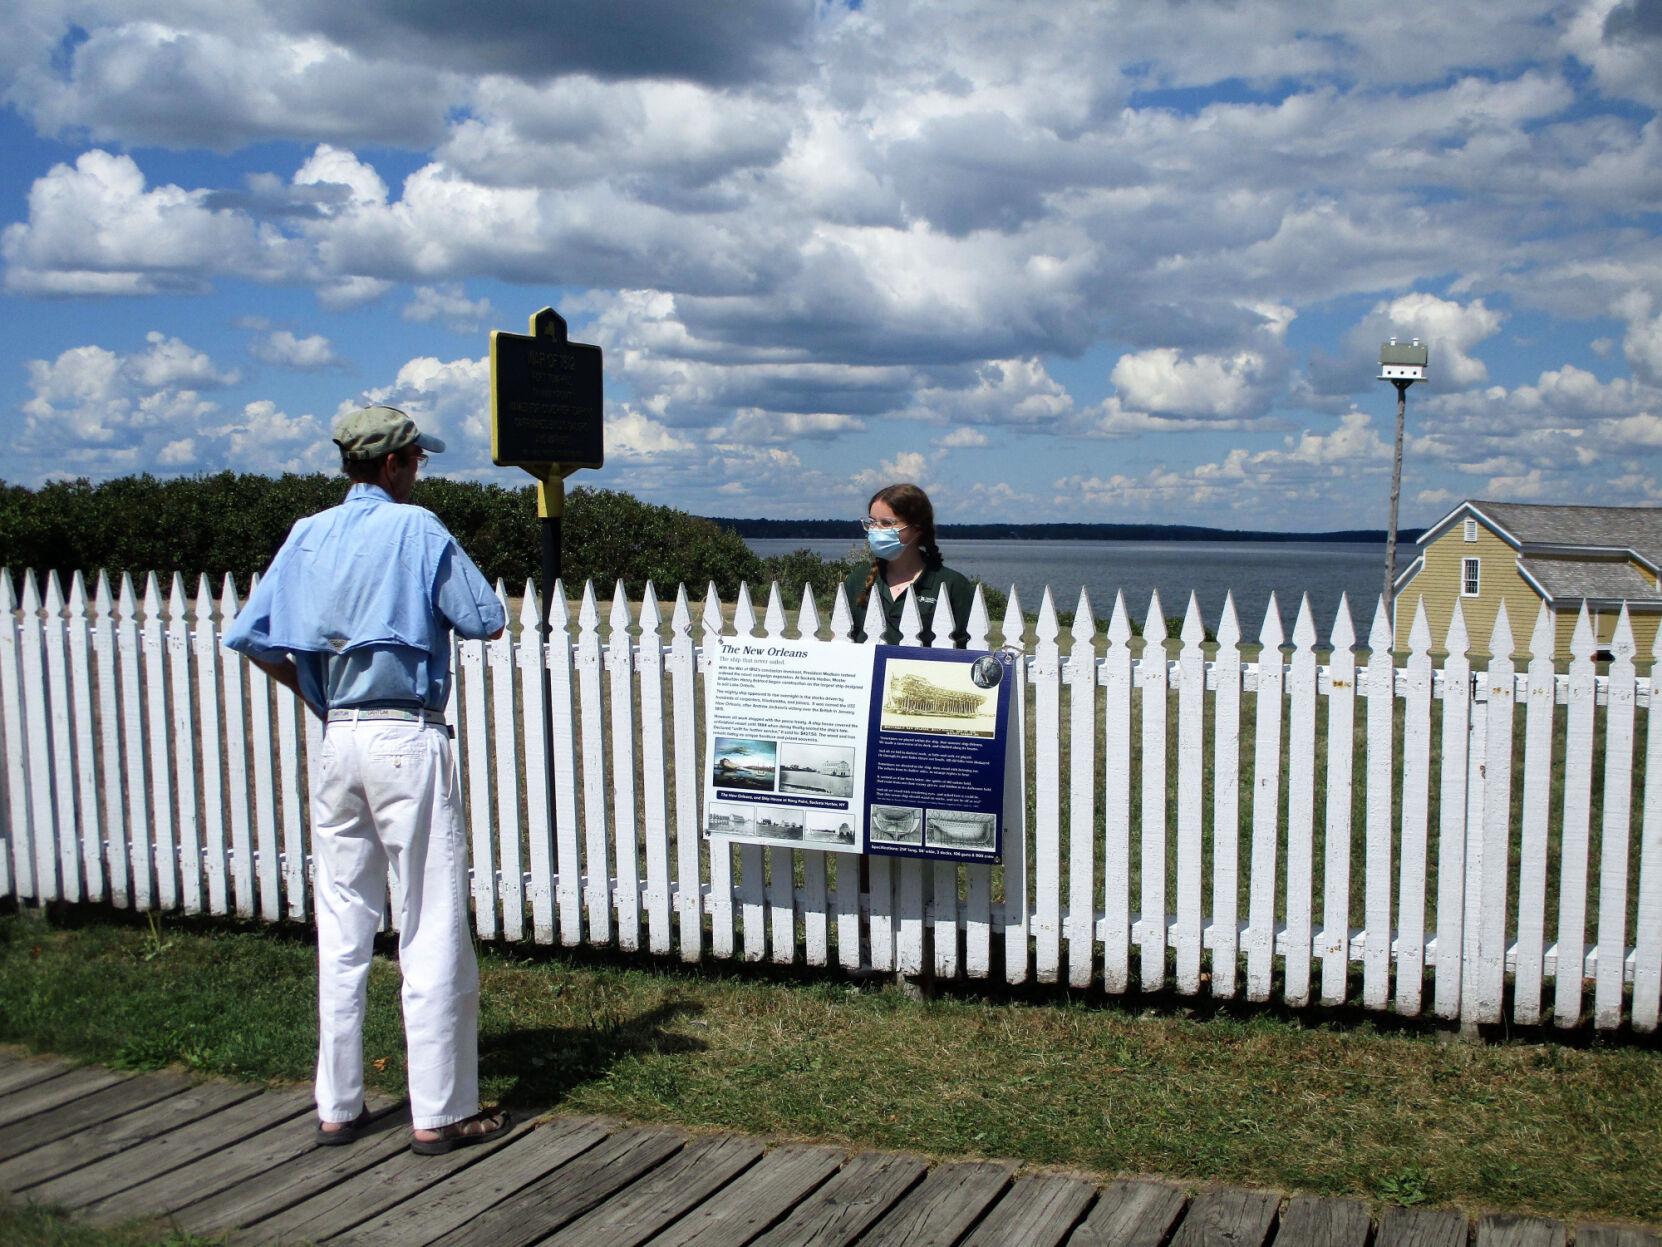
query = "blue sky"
xmin=2 ymin=0 xmax=1660 ymax=530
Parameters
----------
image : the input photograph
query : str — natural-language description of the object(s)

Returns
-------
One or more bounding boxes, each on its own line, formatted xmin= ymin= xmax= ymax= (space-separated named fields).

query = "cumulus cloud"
xmin=2 ymin=150 xmax=294 ymax=295
xmin=251 ymin=329 xmax=337 ymax=369
xmin=11 ymin=23 xmax=455 ymax=151
xmin=1111 ymin=348 xmax=1279 ymax=420
xmin=292 ymin=0 xmax=813 ymax=88
xmin=402 ymin=284 xmax=494 ymax=335
xmin=905 ymin=358 xmax=1074 ymax=427
xmin=14 ymin=334 xmax=327 ymax=480
xmin=1615 ymin=292 xmax=1662 ymax=384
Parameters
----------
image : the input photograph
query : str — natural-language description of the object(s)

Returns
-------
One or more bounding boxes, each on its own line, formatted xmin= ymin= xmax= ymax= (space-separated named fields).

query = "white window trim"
xmin=1462 ymin=556 xmax=1481 ymax=597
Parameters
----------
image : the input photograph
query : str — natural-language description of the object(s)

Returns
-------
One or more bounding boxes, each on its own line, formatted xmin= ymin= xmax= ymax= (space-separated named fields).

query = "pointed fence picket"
xmin=1319 ymin=598 xmax=1357 ymax=1006
xmin=1283 ymin=598 xmax=1318 ymax=1007
xmin=1100 ymin=592 xmax=1134 ymax=994
xmin=92 ymin=574 xmax=127 ymax=910
xmin=1067 ymin=591 xmax=1098 ymax=990
xmin=219 ymin=576 xmax=254 ymax=918
xmin=1246 ymin=596 xmax=1285 ymax=1002
xmin=44 ymin=573 xmax=79 ymax=905
xmin=67 ymin=574 xmax=103 ymax=906
xmin=4 ymin=566 xmax=1662 ymax=1036
xmin=1209 ymin=595 xmax=1242 ymax=1000
xmin=1396 ymin=601 xmax=1433 ymax=1016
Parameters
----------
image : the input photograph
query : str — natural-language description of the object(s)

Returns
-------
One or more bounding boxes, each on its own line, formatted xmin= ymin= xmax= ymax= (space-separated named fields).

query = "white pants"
xmin=311 ymin=717 xmax=479 ymax=1130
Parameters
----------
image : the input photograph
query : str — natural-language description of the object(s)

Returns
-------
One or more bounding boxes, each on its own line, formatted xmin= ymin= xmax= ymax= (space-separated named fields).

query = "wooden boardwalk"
xmin=1 ymin=1051 xmax=1655 ymax=1246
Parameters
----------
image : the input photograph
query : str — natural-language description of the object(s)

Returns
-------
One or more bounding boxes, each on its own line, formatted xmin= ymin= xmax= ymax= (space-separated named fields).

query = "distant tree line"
xmin=0 ymin=474 xmax=867 ymax=604
xmin=719 ymin=516 xmax=1411 ymax=544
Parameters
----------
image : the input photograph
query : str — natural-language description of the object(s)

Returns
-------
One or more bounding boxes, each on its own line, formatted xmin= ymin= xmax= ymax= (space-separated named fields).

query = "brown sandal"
xmin=316 ymin=1104 xmax=372 ymax=1147
xmin=410 ymin=1108 xmax=514 ymax=1156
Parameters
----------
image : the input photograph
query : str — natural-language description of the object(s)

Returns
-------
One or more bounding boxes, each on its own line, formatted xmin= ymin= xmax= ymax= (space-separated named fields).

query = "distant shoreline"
xmin=713 ymin=517 xmax=1414 ymax=544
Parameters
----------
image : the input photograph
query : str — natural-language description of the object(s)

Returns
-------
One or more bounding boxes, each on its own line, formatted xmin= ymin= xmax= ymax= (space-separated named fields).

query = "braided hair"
xmin=856 ymin=482 xmax=942 ymax=610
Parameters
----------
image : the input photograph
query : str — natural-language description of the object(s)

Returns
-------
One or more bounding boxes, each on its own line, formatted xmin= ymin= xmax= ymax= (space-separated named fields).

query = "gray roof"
xmin=1517 ymin=557 xmax=1662 ymax=605
xmin=1469 ymin=500 xmax=1662 ymax=565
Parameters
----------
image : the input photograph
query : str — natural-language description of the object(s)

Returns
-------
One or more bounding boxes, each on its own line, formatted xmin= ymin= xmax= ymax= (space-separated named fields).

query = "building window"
xmin=1463 ymin=517 xmax=1478 ymax=542
xmin=1462 ymin=557 xmax=1480 ymax=597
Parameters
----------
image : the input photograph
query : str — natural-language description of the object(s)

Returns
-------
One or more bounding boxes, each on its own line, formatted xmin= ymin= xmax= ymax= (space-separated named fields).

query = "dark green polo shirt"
xmin=840 ymin=560 xmax=976 ymax=648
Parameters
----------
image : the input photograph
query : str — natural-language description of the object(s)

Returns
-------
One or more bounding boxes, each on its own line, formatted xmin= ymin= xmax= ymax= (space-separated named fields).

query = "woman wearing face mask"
xmin=841 ymin=483 xmax=975 ymax=647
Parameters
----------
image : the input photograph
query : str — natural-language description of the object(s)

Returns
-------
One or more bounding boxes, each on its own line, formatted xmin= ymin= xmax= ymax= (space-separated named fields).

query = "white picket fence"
xmin=2 ymin=564 xmax=1659 ymax=1032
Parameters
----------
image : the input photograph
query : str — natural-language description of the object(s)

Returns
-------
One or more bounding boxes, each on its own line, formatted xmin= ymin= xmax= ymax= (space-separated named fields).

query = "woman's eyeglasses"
xmin=859 ymin=516 xmax=910 ymax=532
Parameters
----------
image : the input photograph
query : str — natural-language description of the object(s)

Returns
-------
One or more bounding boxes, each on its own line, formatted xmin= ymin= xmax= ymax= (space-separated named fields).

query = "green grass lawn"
xmin=3 ymin=903 xmax=1661 ymax=1235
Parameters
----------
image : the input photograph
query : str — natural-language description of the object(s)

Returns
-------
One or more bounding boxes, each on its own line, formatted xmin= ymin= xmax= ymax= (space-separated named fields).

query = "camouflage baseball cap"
xmin=332 ymin=405 xmax=447 ymax=460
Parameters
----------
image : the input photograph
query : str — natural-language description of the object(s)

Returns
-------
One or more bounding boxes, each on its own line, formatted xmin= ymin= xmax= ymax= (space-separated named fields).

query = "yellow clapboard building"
xmin=1393 ymin=500 xmax=1662 ymax=661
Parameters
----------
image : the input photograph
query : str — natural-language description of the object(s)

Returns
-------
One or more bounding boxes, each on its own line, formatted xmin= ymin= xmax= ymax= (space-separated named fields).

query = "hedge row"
xmin=0 ymin=473 xmax=867 ymax=604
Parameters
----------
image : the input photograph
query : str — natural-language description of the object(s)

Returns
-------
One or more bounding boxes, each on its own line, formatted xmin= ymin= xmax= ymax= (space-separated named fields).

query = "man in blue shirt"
xmin=225 ymin=405 xmax=512 ymax=1155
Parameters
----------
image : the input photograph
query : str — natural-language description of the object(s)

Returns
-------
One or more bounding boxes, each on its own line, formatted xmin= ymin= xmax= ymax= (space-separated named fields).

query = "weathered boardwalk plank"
xmin=1067 ymin=1178 xmax=1188 ymax=1247
xmin=431 ymin=1125 xmax=686 ymax=1247
xmin=1476 ymin=1214 xmax=1567 ymax=1247
xmin=2 ymin=1057 xmax=1659 ymax=1247
xmin=80 ymin=1087 xmax=368 ymax=1226
xmin=27 ymin=1085 xmax=313 ymax=1211
xmin=1578 ymin=1226 xmax=1662 ymax=1247
xmin=172 ymin=1104 xmax=413 ymax=1237
xmin=0 ymin=1070 xmax=186 ymax=1164
xmin=641 ymin=1143 xmax=845 ymax=1247
xmin=541 ymin=1133 xmax=766 ymax=1247
xmin=1167 ymin=1186 xmax=1282 ymax=1247
xmin=961 ymin=1173 xmax=1096 ymax=1247
xmin=1377 ymin=1206 xmax=1469 ymax=1247
xmin=346 ymin=1116 xmax=622 ymax=1247
xmin=244 ymin=1116 xmax=600 ymax=1245
xmin=0 ymin=1064 xmax=127 ymax=1130
xmin=1272 ymin=1195 xmax=1371 ymax=1247
xmin=0 ymin=1055 xmax=74 ymax=1096
xmin=859 ymin=1160 xmax=1016 ymax=1247
xmin=750 ymin=1150 xmax=927 ymax=1247
xmin=0 ymin=1079 xmax=260 ymax=1193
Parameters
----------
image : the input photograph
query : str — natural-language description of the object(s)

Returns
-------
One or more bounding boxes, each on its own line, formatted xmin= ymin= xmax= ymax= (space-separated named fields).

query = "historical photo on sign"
xmin=803 ymin=808 xmax=858 ymax=848
xmin=706 ymin=802 xmax=757 ymax=839
xmin=778 ymin=743 xmax=855 ymax=798
xmin=712 ymin=737 xmax=777 ymax=792
xmin=879 ymin=659 xmax=998 ymax=738
xmin=925 ymin=809 xmax=997 ymax=851
xmin=869 ymin=804 xmax=924 ymax=846
xmin=752 ymin=806 xmax=805 ymax=843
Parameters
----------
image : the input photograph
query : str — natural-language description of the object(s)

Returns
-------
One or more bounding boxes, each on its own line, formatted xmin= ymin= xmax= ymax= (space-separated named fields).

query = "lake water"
xmin=744 ymin=537 xmax=1393 ymax=637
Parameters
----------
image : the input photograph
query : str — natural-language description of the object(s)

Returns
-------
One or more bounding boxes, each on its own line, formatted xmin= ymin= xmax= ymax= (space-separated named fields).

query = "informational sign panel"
xmin=702 ymin=637 xmax=1015 ymax=863
xmin=490 ymin=307 xmax=604 ymax=470
xmin=862 ymin=646 xmax=1015 ymax=864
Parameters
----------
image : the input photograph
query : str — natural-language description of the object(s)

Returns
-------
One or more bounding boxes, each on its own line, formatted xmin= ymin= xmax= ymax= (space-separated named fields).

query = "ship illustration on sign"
xmin=883 ymin=674 xmax=987 ymax=718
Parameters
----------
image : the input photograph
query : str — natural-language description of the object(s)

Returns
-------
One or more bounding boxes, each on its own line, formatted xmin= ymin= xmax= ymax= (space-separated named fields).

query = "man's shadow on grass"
xmin=479 ymin=999 xmax=707 ymax=1108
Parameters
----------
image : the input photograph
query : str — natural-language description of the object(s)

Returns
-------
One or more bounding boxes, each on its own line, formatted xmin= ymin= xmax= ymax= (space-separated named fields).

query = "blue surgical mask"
xmin=867 ymin=527 xmax=906 ymax=560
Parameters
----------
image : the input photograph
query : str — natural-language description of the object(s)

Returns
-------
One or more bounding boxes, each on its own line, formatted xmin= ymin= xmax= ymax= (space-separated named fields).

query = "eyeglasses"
xmin=413 ymin=452 xmax=429 ymax=466
xmin=860 ymin=516 xmax=911 ymax=532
